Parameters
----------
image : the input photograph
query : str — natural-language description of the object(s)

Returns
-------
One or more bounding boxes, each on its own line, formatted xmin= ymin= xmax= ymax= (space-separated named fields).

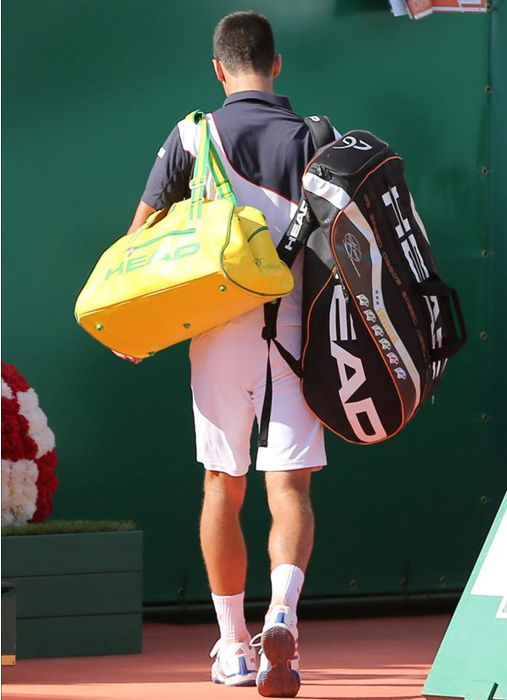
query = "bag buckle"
xmin=189 ymin=177 xmax=206 ymax=190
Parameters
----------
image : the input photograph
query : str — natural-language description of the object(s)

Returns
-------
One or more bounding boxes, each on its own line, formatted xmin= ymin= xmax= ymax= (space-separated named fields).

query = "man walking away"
xmin=128 ymin=12 xmax=338 ymax=697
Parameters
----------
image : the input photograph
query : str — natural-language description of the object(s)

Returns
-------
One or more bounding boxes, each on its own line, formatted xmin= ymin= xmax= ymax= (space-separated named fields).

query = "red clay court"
xmin=2 ymin=615 xmax=448 ymax=700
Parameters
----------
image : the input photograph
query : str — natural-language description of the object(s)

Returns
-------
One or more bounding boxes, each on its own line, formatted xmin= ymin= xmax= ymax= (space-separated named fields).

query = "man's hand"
xmin=127 ymin=200 xmax=156 ymax=234
xmin=112 ymin=350 xmax=144 ymax=365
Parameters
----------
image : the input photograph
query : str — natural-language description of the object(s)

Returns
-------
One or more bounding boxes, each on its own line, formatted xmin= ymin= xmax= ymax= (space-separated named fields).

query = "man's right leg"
xmin=254 ymin=469 xmax=315 ymax=698
xmin=251 ymin=351 xmax=326 ymax=697
xmin=200 ymin=470 xmax=257 ymax=686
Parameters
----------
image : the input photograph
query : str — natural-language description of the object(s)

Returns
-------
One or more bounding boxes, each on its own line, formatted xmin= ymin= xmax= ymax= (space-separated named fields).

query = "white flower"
xmin=1 ymin=378 xmax=13 ymax=399
xmin=17 ymin=389 xmax=56 ymax=458
xmin=1 ymin=459 xmax=39 ymax=526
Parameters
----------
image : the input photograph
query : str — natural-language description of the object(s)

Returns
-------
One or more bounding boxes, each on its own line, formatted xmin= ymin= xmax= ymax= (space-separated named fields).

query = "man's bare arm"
xmin=127 ymin=200 xmax=156 ymax=234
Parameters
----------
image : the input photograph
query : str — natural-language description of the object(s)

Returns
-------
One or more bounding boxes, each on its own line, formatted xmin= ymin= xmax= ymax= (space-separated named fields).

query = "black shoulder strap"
xmin=304 ymin=115 xmax=335 ymax=151
xmin=258 ymin=300 xmax=302 ymax=448
xmin=274 ymin=115 xmax=335 ymax=270
xmin=276 ymin=197 xmax=315 ymax=269
xmin=259 ymin=115 xmax=334 ymax=449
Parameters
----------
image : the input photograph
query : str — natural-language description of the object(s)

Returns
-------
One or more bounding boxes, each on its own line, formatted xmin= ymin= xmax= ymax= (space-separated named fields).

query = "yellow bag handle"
xmin=188 ymin=111 xmax=237 ymax=220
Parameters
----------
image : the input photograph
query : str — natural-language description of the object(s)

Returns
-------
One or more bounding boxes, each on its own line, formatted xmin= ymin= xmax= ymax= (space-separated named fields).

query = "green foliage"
xmin=1 ymin=520 xmax=137 ymax=536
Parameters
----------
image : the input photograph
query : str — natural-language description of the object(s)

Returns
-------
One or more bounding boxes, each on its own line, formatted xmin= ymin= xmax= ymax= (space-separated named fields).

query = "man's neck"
xmin=224 ymin=73 xmax=274 ymax=97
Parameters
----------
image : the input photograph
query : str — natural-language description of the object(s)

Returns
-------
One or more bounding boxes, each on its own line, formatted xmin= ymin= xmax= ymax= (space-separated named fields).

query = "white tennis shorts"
xmin=189 ymin=307 xmax=326 ymax=477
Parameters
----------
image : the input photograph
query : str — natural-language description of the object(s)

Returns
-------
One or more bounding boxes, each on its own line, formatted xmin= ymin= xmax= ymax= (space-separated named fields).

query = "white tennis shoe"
xmin=252 ymin=605 xmax=301 ymax=697
xmin=210 ymin=639 xmax=257 ymax=686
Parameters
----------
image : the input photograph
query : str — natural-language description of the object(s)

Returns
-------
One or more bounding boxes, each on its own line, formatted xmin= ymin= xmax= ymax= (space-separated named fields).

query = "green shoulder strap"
xmin=187 ymin=110 xmax=237 ymax=220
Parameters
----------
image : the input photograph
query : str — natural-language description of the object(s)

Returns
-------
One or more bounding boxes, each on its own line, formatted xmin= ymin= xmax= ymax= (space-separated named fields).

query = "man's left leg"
xmin=200 ymin=470 xmax=258 ymax=687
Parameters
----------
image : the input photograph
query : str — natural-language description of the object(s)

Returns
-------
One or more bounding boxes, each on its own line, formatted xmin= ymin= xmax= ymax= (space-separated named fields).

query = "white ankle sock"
xmin=211 ymin=591 xmax=250 ymax=644
xmin=270 ymin=564 xmax=305 ymax=612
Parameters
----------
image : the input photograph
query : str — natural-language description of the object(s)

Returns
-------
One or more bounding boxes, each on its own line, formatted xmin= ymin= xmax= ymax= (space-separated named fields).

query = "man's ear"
xmin=212 ymin=58 xmax=226 ymax=83
xmin=272 ymin=54 xmax=282 ymax=78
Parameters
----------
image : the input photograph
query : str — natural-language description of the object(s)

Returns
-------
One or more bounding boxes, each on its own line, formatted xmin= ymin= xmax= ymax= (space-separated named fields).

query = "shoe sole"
xmin=212 ymin=674 xmax=257 ymax=687
xmin=257 ymin=626 xmax=300 ymax=698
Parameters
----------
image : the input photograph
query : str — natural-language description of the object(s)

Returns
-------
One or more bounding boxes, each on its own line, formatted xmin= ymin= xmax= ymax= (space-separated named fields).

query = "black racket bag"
xmin=260 ymin=125 xmax=466 ymax=446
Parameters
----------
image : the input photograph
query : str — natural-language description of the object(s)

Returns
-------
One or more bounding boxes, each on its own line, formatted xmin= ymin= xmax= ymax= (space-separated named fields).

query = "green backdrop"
xmin=2 ymin=0 xmax=504 ymax=607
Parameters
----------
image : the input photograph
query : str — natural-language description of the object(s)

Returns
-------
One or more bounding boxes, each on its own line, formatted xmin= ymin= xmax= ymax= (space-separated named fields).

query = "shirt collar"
xmin=223 ymin=90 xmax=292 ymax=110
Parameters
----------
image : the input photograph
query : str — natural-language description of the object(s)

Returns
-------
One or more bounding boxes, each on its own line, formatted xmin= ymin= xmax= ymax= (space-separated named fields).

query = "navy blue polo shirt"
xmin=141 ymin=91 xmax=318 ymax=211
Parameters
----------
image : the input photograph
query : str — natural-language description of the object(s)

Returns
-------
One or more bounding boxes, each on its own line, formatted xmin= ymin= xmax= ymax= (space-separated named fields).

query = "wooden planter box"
xmin=1 ymin=530 xmax=143 ymax=659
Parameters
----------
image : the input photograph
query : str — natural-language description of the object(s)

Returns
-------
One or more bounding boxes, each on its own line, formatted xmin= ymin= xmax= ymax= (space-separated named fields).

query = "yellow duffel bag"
xmin=74 ymin=111 xmax=295 ymax=358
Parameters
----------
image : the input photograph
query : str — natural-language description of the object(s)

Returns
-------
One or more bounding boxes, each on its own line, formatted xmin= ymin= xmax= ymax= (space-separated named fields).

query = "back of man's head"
xmin=213 ymin=12 xmax=275 ymax=77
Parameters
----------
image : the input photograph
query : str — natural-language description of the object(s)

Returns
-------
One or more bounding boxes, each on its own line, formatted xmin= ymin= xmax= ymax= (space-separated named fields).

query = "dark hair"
xmin=213 ymin=12 xmax=275 ymax=77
